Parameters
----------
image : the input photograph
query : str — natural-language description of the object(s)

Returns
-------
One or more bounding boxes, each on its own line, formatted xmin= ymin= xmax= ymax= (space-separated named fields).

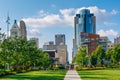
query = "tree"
xmin=75 ymin=47 xmax=88 ymax=67
xmin=90 ymin=51 xmax=97 ymax=67
xmin=111 ymin=44 xmax=120 ymax=65
xmin=95 ymin=45 xmax=105 ymax=66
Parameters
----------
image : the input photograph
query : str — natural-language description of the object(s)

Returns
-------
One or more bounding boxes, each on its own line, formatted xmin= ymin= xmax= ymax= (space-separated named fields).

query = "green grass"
xmin=78 ymin=69 xmax=120 ymax=80
xmin=0 ymin=70 xmax=67 ymax=80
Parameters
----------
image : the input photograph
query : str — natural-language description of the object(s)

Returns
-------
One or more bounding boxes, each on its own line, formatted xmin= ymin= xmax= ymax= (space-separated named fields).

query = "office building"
xmin=81 ymin=32 xmax=100 ymax=55
xmin=55 ymin=34 xmax=65 ymax=45
xmin=30 ymin=38 xmax=39 ymax=48
xmin=10 ymin=20 xmax=21 ymax=37
xmin=43 ymin=41 xmax=56 ymax=50
xmin=114 ymin=36 xmax=120 ymax=45
xmin=99 ymin=36 xmax=108 ymax=50
xmin=73 ymin=9 xmax=96 ymax=56
xmin=20 ymin=20 xmax=27 ymax=38
xmin=57 ymin=45 xmax=67 ymax=65
xmin=107 ymin=41 xmax=114 ymax=49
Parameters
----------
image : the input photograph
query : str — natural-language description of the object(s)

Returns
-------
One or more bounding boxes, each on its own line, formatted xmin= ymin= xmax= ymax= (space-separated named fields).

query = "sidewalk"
xmin=64 ymin=70 xmax=82 ymax=80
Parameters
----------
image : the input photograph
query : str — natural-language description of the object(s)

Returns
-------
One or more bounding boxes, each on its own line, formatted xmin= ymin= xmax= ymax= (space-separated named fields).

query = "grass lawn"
xmin=78 ymin=69 xmax=120 ymax=80
xmin=0 ymin=70 xmax=67 ymax=80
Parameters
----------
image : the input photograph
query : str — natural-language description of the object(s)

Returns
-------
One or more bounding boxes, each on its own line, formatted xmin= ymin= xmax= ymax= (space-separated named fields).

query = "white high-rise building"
xmin=10 ymin=20 xmax=21 ymax=37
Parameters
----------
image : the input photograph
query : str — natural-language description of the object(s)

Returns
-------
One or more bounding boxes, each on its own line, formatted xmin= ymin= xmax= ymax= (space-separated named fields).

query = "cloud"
xmin=111 ymin=9 xmax=118 ymax=15
xmin=97 ymin=29 xmax=118 ymax=37
xmin=27 ymin=28 xmax=43 ymax=39
xmin=51 ymin=4 xmax=56 ymax=8
xmin=103 ymin=22 xmax=117 ymax=26
xmin=22 ymin=6 xmax=117 ymax=28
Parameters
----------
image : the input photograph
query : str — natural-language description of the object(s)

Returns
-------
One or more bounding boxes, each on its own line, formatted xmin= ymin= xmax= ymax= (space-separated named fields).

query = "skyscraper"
xmin=55 ymin=34 xmax=65 ymax=45
xmin=20 ymin=20 xmax=27 ymax=39
xmin=73 ymin=9 xmax=96 ymax=56
xmin=10 ymin=20 xmax=21 ymax=37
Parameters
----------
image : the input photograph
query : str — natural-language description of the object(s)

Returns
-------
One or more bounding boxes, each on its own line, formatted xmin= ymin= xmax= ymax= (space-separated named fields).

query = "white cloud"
xmin=22 ymin=6 xmax=117 ymax=28
xmin=97 ymin=29 xmax=118 ymax=37
xmin=103 ymin=22 xmax=117 ymax=26
xmin=27 ymin=28 xmax=43 ymax=39
xmin=51 ymin=4 xmax=56 ymax=8
xmin=111 ymin=9 xmax=118 ymax=15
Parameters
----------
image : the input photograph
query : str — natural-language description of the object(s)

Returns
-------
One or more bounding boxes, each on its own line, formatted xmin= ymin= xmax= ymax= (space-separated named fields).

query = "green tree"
xmin=95 ymin=45 xmax=105 ymax=66
xmin=111 ymin=44 xmax=120 ymax=65
xmin=75 ymin=47 xmax=88 ymax=67
xmin=90 ymin=51 xmax=97 ymax=67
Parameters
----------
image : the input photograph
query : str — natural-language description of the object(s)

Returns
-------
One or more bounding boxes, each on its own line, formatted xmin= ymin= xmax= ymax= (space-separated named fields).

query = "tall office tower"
xmin=30 ymin=38 xmax=39 ymax=48
xmin=73 ymin=9 xmax=96 ymax=56
xmin=20 ymin=20 xmax=27 ymax=39
xmin=55 ymin=34 xmax=65 ymax=45
xmin=10 ymin=20 xmax=21 ymax=37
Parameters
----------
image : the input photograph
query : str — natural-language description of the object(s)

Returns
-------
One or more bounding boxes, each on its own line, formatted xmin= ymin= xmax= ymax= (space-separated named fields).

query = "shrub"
xmin=31 ymin=67 xmax=39 ymax=71
xmin=9 ymin=71 xmax=17 ymax=75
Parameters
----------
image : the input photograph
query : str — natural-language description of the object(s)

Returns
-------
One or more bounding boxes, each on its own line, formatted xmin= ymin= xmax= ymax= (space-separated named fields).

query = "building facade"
xmin=81 ymin=32 xmax=100 ymax=55
xmin=43 ymin=34 xmax=68 ymax=65
xmin=10 ymin=20 xmax=21 ymax=37
xmin=20 ymin=20 xmax=27 ymax=39
xmin=55 ymin=34 xmax=65 ymax=45
xmin=43 ymin=41 xmax=56 ymax=50
xmin=57 ymin=45 xmax=67 ymax=65
xmin=114 ymin=36 xmax=120 ymax=45
xmin=30 ymin=38 xmax=39 ymax=48
xmin=73 ymin=9 xmax=96 ymax=56
xmin=107 ymin=41 xmax=114 ymax=49
xmin=99 ymin=36 xmax=108 ymax=51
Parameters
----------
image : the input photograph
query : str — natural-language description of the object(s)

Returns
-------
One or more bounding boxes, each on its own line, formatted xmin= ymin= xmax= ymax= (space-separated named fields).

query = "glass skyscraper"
xmin=73 ymin=9 xmax=96 ymax=56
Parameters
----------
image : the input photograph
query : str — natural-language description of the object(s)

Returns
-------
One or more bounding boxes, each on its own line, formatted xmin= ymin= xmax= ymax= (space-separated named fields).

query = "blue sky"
xmin=0 ymin=0 xmax=120 ymax=63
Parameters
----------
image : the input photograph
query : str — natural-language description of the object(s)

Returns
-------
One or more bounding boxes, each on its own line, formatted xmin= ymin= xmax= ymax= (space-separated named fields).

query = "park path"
xmin=64 ymin=70 xmax=82 ymax=80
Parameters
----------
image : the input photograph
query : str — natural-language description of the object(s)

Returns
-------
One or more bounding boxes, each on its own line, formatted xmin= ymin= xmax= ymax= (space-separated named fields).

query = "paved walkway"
xmin=64 ymin=70 xmax=82 ymax=80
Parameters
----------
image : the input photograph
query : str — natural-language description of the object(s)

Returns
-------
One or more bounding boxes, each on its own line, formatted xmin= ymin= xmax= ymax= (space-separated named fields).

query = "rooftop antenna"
xmin=6 ymin=12 xmax=10 ymax=38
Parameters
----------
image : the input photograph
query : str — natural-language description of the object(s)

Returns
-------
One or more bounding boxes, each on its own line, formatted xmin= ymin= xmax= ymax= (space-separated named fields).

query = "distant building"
xmin=43 ymin=41 xmax=56 ymax=50
xmin=20 ymin=20 xmax=27 ymax=39
xmin=80 ymin=32 xmax=100 ymax=55
xmin=43 ymin=34 xmax=68 ymax=65
xmin=57 ymin=45 xmax=67 ymax=65
xmin=114 ymin=36 xmax=120 ymax=45
xmin=107 ymin=41 xmax=114 ymax=49
xmin=43 ymin=41 xmax=58 ymax=64
xmin=55 ymin=34 xmax=65 ymax=45
xmin=30 ymin=38 xmax=39 ymax=48
xmin=10 ymin=20 xmax=27 ymax=38
xmin=10 ymin=20 xmax=21 ymax=37
xmin=99 ymin=36 xmax=108 ymax=51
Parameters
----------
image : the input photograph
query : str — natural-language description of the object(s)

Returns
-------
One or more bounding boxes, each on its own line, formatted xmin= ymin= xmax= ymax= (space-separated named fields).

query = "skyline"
xmin=0 ymin=0 xmax=120 ymax=62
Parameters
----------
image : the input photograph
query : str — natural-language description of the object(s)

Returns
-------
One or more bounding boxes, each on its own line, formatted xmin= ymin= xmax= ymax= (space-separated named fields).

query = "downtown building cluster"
xmin=10 ymin=20 xmax=39 ymax=49
xmin=72 ymin=9 xmax=115 ymax=57
xmin=43 ymin=34 xmax=68 ymax=65
xmin=10 ymin=20 xmax=68 ymax=65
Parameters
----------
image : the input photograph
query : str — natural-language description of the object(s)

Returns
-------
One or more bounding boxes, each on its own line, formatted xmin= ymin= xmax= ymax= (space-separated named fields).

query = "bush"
xmin=75 ymin=67 xmax=105 ymax=71
xmin=26 ymin=68 xmax=32 ymax=72
xmin=9 ymin=71 xmax=17 ymax=75
xmin=31 ymin=67 xmax=39 ymax=71
xmin=4 ymin=70 xmax=11 ymax=75
xmin=0 ymin=72 xmax=5 ymax=77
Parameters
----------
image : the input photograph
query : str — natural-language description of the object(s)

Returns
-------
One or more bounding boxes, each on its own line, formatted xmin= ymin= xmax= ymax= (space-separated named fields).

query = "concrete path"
xmin=64 ymin=70 xmax=82 ymax=80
